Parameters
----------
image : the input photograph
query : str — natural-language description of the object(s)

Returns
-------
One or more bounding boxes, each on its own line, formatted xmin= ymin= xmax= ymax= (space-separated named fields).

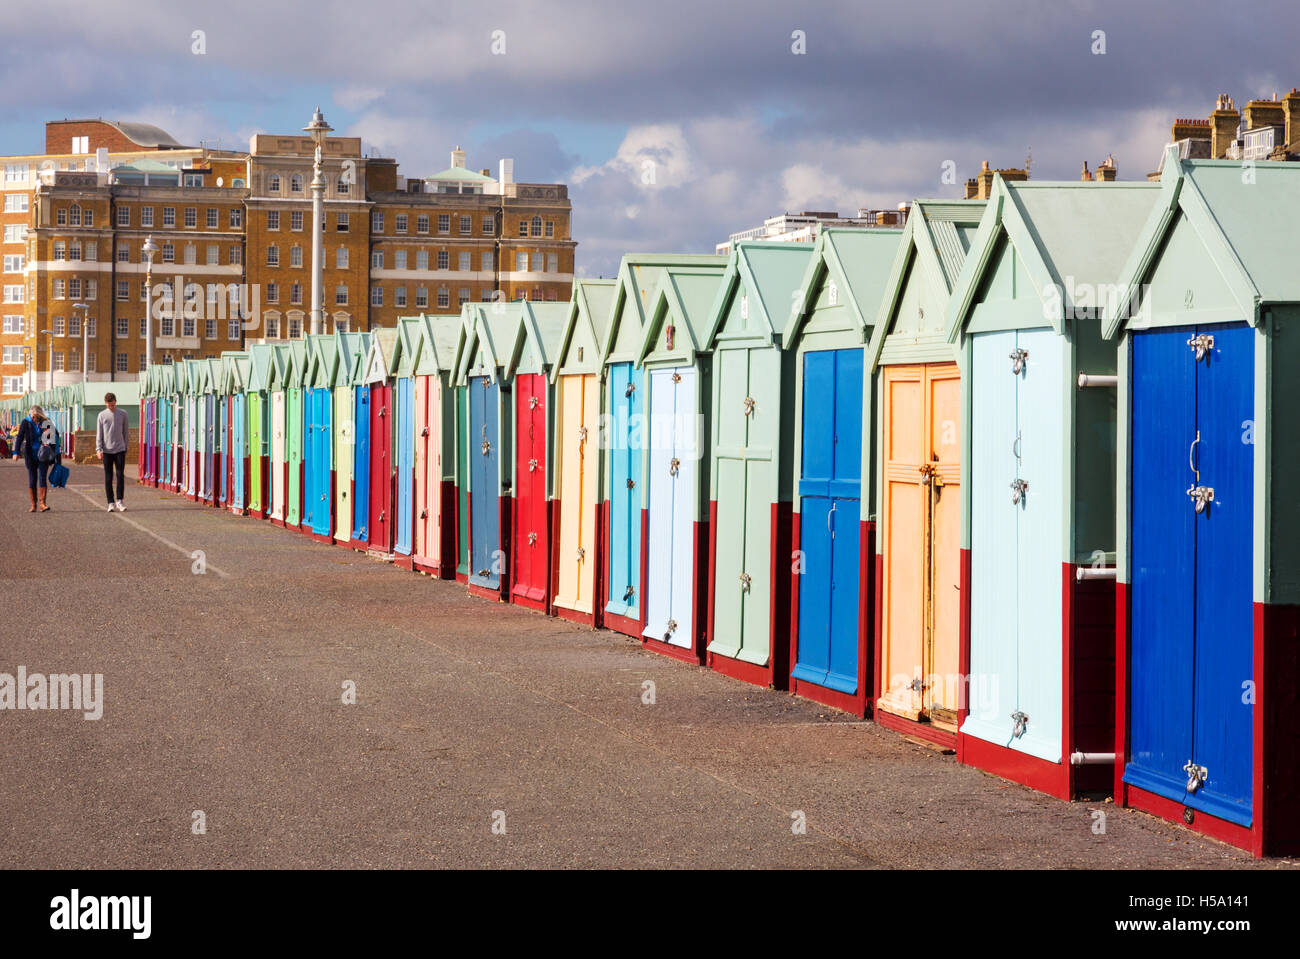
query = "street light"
xmin=141 ymin=234 xmax=158 ymax=370
xmin=39 ymin=328 xmax=54 ymax=390
xmin=304 ymin=107 xmax=332 ymax=337
xmin=73 ymin=302 xmax=88 ymax=385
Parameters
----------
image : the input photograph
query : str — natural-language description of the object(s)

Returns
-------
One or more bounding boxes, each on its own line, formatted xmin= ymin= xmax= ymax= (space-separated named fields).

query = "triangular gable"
xmin=287 ymin=340 xmax=308 ymax=387
xmin=948 ymin=176 xmax=1161 ymax=342
xmin=553 ymin=279 xmax=616 ymax=381
xmin=363 ymin=327 xmax=399 ymax=385
xmin=786 ymin=228 xmax=903 ymax=347
xmin=867 ymin=200 xmax=985 ymax=371
xmin=247 ymin=344 xmax=273 ymax=392
xmin=1106 ymin=147 xmax=1300 ymax=337
xmin=394 ymin=316 xmax=425 ymax=377
xmin=267 ymin=344 xmax=292 ymax=391
xmin=637 ymin=265 xmax=727 ymax=366
xmin=705 ymin=242 xmax=814 ymax=350
xmin=507 ymin=301 xmax=568 ymax=378
xmin=459 ymin=304 xmax=517 ymax=384
xmin=603 ymin=254 xmax=726 ymax=364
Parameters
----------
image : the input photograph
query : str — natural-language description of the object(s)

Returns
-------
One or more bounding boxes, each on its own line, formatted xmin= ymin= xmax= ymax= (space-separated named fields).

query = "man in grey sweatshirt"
xmin=97 ymin=392 xmax=130 ymax=512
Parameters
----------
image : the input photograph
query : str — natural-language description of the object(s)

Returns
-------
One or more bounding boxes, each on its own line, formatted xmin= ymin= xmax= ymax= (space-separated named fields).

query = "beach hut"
xmin=550 ymin=279 xmax=617 ymax=626
xmin=221 ymin=352 xmax=250 ymax=515
xmin=159 ymin=366 xmax=176 ymax=492
xmin=303 ymin=334 xmax=336 ymax=543
xmin=866 ymin=200 xmax=985 ymax=742
xmin=360 ymin=327 xmax=401 ymax=556
xmin=332 ymin=332 xmax=371 ymax=549
xmin=451 ymin=305 xmax=477 ymax=583
xmin=284 ymin=340 xmax=308 ymax=529
xmin=137 ymin=371 xmax=156 ymax=486
xmin=701 ymin=243 xmax=813 ymax=688
xmin=202 ymin=358 xmax=220 ymax=505
xmin=946 ymin=177 xmax=1160 ymax=799
xmin=245 ymin=344 xmax=274 ymax=519
xmin=601 ymin=254 xmax=727 ymax=637
xmin=456 ymin=303 xmax=518 ymax=600
xmin=503 ymin=300 xmax=568 ymax=612
xmin=405 ymin=313 xmax=463 ymax=578
xmin=1104 ymin=152 xmax=1300 ymax=855
xmin=635 ymin=261 xmax=728 ymax=662
xmin=785 ymin=228 xmax=902 ymax=716
xmin=267 ymin=345 xmax=292 ymax=526
xmin=391 ymin=321 xmax=423 ymax=567
xmin=181 ymin=359 xmax=199 ymax=500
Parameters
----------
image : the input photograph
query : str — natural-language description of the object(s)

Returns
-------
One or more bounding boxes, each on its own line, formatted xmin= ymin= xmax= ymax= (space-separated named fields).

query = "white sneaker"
xmin=107 ymin=504 xmax=115 ymax=513
xmin=115 ymin=500 xmax=126 ymax=512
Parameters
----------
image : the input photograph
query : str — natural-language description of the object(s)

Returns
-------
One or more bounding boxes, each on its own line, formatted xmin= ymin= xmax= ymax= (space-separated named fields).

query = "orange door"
xmin=878 ymin=363 xmax=962 ymax=729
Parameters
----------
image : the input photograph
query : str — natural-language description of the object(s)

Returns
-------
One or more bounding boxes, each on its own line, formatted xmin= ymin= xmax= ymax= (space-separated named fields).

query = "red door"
xmin=369 ymin=383 xmax=392 ymax=551
xmin=512 ymin=374 xmax=548 ymax=605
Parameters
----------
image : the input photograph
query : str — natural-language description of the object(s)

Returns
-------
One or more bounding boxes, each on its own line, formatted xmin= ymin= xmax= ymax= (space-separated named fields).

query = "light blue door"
xmin=469 ymin=376 xmax=501 ymax=589
xmin=395 ymin=377 xmax=414 ymax=556
xmin=606 ymin=362 xmax=644 ymax=621
xmin=643 ymin=366 xmax=697 ymax=648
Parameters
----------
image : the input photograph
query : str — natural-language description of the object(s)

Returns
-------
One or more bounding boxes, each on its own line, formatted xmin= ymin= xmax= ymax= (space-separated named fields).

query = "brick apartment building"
xmin=1 ymin=118 xmax=576 ymax=397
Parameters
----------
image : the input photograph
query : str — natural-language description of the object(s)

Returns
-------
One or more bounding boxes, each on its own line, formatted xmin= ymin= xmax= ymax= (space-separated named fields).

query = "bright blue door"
xmin=469 ymin=376 xmax=501 ymax=589
xmin=1125 ymin=323 xmax=1253 ymax=826
xmin=232 ymin=394 xmax=246 ymax=508
xmin=353 ymin=385 xmax=370 ymax=543
xmin=793 ymin=348 xmax=863 ymax=694
xmin=395 ymin=377 xmax=414 ymax=556
xmin=314 ymin=389 xmax=333 ymax=537
xmin=605 ymin=362 xmax=644 ymax=620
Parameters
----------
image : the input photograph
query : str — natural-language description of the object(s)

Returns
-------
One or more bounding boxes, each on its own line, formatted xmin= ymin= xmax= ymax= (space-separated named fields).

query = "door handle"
xmin=669 ymin=457 xmax=680 ymax=476
xmin=1012 ymin=431 xmax=1022 ymax=460
xmin=1189 ymin=431 xmax=1200 ymax=482
xmin=1010 ymin=478 xmax=1028 ymax=504
xmin=1009 ymin=348 xmax=1028 ymax=375
xmin=1187 ymin=334 xmax=1214 ymax=363
xmin=827 ymin=501 xmax=836 ymax=537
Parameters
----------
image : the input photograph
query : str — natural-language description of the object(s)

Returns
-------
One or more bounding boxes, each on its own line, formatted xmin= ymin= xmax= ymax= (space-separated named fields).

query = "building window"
xmin=547 ymin=253 xmax=558 ymax=273
xmin=117 ymin=280 xmax=129 ymax=301
xmin=184 ymin=207 xmax=197 ymax=228
xmin=184 ymin=173 xmax=203 ymax=188
xmin=180 ymin=316 xmax=194 ymax=338
xmin=289 ymin=314 xmax=302 ymax=338
xmin=116 ymin=207 xmax=130 ymax=227
xmin=138 ymin=354 xmax=147 ymax=372
xmin=371 ymin=286 xmax=383 ymax=307
xmin=290 ymin=245 xmax=303 ymax=268
xmin=229 ymin=246 xmax=242 ymax=266
xmin=3 ymin=225 xmax=24 ymax=243
xmin=2 ymin=315 xmax=23 ymax=333
xmin=416 ymin=250 xmax=428 ymax=270
xmin=416 ymin=215 xmax=429 ymax=234
xmin=290 ymin=283 xmax=302 ymax=305
xmin=69 ymin=205 xmax=82 ymax=226
xmin=371 ymin=211 xmax=384 ymax=233
xmin=335 ymin=284 xmax=348 ymax=306
xmin=4 ymin=285 xmax=26 ymax=303
xmin=437 ymin=287 xmax=450 ymax=308
xmin=482 ymin=251 xmax=493 ymax=271
xmin=334 ymin=317 xmax=348 ymax=333
xmin=336 ymin=177 xmax=350 ymax=195
xmin=56 ymin=208 xmax=67 ymax=226
xmin=70 ymin=348 xmax=80 ymax=370
xmin=291 ymin=210 xmax=304 ymax=232
xmin=207 ymin=208 xmax=218 ymax=228
xmin=531 ymin=252 xmax=543 ymax=271
xmin=139 ymin=318 xmax=147 ymax=338
xmin=265 ymin=315 xmax=279 ymax=338
xmin=87 ymin=318 xmax=96 ymax=337
xmin=531 ymin=216 xmax=542 ymax=237
xmin=229 ymin=208 xmax=243 ymax=228
xmin=437 ymin=214 xmax=450 ymax=234
xmin=290 ymin=174 xmax=303 ymax=193
xmin=268 ymin=174 xmax=281 ymax=192
xmin=141 ymin=206 xmax=154 ymax=227
xmin=86 ymin=278 xmax=96 ymax=299
xmin=458 ymin=288 xmax=470 ymax=306
xmin=69 ymin=315 xmax=82 ymax=337
xmin=336 ymin=212 xmax=349 ymax=232
xmin=437 ymin=250 xmax=449 ymax=270
xmin=336 ymin=247 xmax=348 ymax=269
xmin=516 ymin=252 xmax=528 ymax=272
xmin=371 ymin=251 xmax=384 ymax=269
xmin=459 ymin=216 xmax=471 ymax=234
xmin=395 ymin=250 xmax=407 ymax=270
xmin=3 ymin=193 xmax=28 ymax=213
xmin=394 ymin=287 xmax=406 ymax=308
xmin=268 ymin=210 xmax=280 ymax=231
xmin=482 ymin=215 xmax=494 ymax=235
xmin=415 ymin=287 xmax=428 ymax=308
xmin=52 ymin=279 xmax=66 ymax=300
xmin=162 ymin=242 xmax=175 ymax=263
xmin=458 ymin=252 xmax=471 ymax=271
xmin=53 ymin=352 xmax=65 ymax=372
xmin=117 ymin=243 xmax=129 ymax=263
xmin=54 ymin=315 xmax=66 ymax=336
xmin=70 ymin=241 xmax=82 ymax=262
xmin=163 ymin=207 xmax=176 ymax=227
xmin=266 ymin=282 xmax=278 ymax=304
xmin=267 ymin=245 xmax=279 ymax=267
xmin=113 ymin=352 xmax=126 ymax=373
xmin=116 ymin=316 xmax=128 ymax=337
xmin=228 ymin=319 xmax=240 ymax=340
xmin=517 ymin=220 xmax=528 ymax=237
xmin=206 ymin=318 xmax=217 ymax=340
xmin=546 ymin=221 xmax=555 ymax=238
xmin=207 ymin=244 xmax=219 ymax=265
xmin=53 ymin=242 xmax=66 ymax=261
xmin=395 ymin=214 xmax=408 ymax=234
xmin=184 ymin=244 xmax=197 ymax=265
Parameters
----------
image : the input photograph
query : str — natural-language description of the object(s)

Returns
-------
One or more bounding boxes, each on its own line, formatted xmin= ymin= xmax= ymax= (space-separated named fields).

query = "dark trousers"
xmin=103 ymin=450 xmax=126 ymax=503
xmin=25 ymin=458 xmax=50 ymax=490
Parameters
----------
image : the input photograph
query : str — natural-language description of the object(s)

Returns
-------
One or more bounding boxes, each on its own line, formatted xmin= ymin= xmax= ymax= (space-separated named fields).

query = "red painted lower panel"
xmin=874 ymin=709 xmax=957 ymax=748
xmin=1124 ymin=781 xmax=1257 ymax=852
xmin=959 ymin=732 xmax=1072 ymax=801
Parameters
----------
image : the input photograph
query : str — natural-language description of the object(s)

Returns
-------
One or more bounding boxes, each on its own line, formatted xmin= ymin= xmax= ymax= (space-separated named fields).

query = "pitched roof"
xmin=786 ymin=228 xmax=903 ymax=344
xmin=638 ymin=264 xmax=728 ymax=366
xmin=705 ymin=242 xmax=814 ymax=348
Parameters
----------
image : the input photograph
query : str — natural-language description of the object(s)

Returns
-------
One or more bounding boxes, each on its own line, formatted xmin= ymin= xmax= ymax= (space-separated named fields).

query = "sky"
xmin=2 ymin=0 xmax=1297 ymax=277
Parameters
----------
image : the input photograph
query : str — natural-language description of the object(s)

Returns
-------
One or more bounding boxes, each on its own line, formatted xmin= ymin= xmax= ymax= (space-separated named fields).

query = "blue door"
xmin=311 ymin=388 xmax=334 ymax=537
xmin=469 ymin=376 xmax=501 ymax=589
xmin=793 ymin=348 xmax=863 ymax=693
xmin=395 ymin=377 xmax=414 ymax=556
xmin=353 ymin=385 xmax=370 ymax=543
xmin=232 ymin=394 xmax=246 ymax=509
xmin=605 ymin=362 xmax=644 ymax=621
xmin=1125 ymin=323 xmax=1253 ymax=826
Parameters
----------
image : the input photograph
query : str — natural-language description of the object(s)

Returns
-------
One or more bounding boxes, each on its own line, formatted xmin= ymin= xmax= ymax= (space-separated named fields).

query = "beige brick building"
xmin=1 ymin=119 xmax=576 ymax=398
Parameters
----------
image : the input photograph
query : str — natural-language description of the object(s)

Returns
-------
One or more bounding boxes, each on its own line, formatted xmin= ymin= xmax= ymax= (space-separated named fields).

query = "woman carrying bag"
xmin=12 ymin=405 xmax=59 ymax=512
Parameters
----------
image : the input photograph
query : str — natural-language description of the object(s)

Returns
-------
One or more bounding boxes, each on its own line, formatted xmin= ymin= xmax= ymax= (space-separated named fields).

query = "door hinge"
xmin=1183 ymin=760 xmax=1208 ymax=793
xmin=1011 ymin=711 xmax=1029 ymax=738
xmin=1009 ymin=348 xmax=1029 ymax=375
xmin=1187 ymin=333 xmax=1215 ymax=362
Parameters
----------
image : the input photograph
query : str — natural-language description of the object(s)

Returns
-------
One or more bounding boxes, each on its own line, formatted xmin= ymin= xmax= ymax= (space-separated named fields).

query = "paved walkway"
xmin=0 ymin=461 xmax=1291 ymax=868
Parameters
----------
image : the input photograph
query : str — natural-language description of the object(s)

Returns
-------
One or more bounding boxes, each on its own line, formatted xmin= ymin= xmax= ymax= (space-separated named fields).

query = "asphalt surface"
xmin=0 ymin=459 xmax=1293 ymax=869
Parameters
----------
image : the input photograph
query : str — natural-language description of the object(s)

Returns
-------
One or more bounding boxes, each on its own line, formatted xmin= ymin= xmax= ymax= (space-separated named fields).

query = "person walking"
xmin=12 ymin=405 xmax=59 ymax=512
xmin=97 ymin=391 xmax=130 ymax=513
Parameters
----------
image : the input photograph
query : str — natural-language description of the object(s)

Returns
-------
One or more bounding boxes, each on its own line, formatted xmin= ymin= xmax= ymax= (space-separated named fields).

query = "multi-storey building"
xmin=1150 ymin=88 xmax=1300 ymax=178
xmin=1 ymin=119 xmax=576 ymax=398
xmin=715 ymin=207 xmax=908 ymax=256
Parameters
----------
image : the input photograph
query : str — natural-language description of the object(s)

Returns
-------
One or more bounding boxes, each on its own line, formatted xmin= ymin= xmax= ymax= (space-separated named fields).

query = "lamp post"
xmin=73 ymin=302 xmax=88 ymax=385
xmin=40 ymin=328 xmax=54 ymax=390
xmin=304 ymin=107 xmax=333 ymax=337
xmin=141 ymin=234 xmax=158 ymax=370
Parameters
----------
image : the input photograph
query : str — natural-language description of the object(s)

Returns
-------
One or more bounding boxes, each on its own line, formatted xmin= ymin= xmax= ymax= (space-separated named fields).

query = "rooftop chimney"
xmin=451 ymin=145 xmax=466 ymax=169
xmin=1244 ymin=97 xmax=1286 ymax=131
xmin=1211 ymin=94 xmax=1240 ymax=158
xmin=1080 ymin=161 xmax=1093 ymax=181
xmin=1096 ymin=154 xmax=1117 ymax=182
